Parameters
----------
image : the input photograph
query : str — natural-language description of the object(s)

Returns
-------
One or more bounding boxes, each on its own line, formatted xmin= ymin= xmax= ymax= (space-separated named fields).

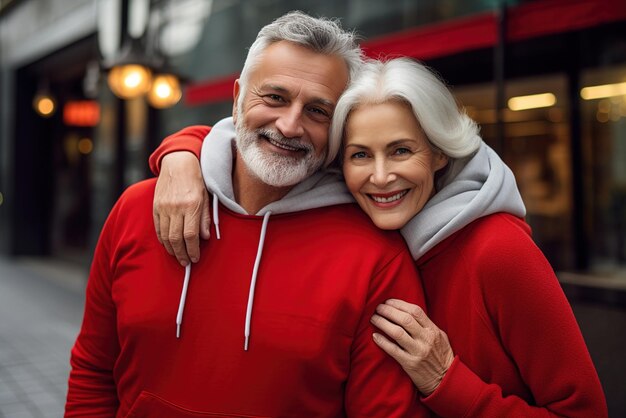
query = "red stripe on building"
xmin=361 ymin=13 xmax=496 ymax=61
xmin=185 ymin=0 xmax=626 ymax=106
xmin=185 ymin=73 xmax=239 ymax=106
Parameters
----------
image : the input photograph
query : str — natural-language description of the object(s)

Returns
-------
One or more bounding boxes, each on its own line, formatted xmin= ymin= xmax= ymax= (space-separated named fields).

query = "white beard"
xmin=234 ymin=122 xmax=326 ymax=187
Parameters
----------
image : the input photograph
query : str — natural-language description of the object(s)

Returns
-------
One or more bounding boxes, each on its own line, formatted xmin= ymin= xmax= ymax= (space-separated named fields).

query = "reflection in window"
xmin=456 ymin=75 xmax=573 ymax=270
xmin=581 ymin=65 xmax=626 ymax=272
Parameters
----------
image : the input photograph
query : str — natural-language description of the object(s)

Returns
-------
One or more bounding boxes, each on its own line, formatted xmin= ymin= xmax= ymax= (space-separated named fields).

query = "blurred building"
xmin=0 ymin=0 xmax=625 ymax=280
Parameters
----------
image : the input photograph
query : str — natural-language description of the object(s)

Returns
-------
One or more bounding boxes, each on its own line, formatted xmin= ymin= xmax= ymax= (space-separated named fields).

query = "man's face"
xmin=233 ymin=41 xmax=349 ymax=187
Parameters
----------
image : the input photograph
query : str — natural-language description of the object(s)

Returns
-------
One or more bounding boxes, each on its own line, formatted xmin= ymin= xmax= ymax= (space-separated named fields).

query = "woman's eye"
xmin=394 ymin=147 xmax=411 ymax=155
xmin=351 ymin=151 xmax=368 ymax=159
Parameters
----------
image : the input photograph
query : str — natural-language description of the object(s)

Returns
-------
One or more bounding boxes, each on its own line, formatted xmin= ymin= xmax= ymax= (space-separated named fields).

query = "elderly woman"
xmin=149 ymin=58 xmax=606 ymax=416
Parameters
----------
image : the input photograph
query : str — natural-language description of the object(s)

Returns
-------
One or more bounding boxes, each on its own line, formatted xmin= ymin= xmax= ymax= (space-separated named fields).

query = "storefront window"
xmin=581 ymin=65 xmax=626 ymax=273
xmin=455 ymin=75 xmax=573 ymax=270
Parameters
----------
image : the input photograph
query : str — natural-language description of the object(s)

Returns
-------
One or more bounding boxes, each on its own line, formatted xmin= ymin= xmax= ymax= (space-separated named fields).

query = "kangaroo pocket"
xmin=125 ymin=391 xmax=272 ymax=418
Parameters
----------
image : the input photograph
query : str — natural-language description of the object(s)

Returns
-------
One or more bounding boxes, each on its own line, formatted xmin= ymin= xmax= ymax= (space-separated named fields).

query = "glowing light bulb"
xmin=124 ymin=71 xmax=142 ymax=88
xmin=147 ymin=74 xmax=182 ymax=108
xmin=108 ymin=64 xmax=152 ymax=99
xmin=156 ymin=83 xmax=172 ymax=98
xmin=33 ymin=94 xmax=56 ymax=117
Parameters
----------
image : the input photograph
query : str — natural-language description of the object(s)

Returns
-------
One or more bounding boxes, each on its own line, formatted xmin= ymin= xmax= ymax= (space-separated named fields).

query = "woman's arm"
xmin=373 ymin=293 xmax=607 ymax=417
xmin=149 ymin=125 xmax=211 ymax=266
xmin=373 ymin=219 xmax=607 ymax=417
xmin=148 ymin=125 xmax=210 ymax=175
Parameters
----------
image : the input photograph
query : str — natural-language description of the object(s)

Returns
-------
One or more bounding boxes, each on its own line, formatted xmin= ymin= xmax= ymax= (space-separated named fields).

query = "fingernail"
xmin=372 ymin=333 xmax=381 ymax=343
xmin=180 ymin=260 xmax=189 ymax=267
xmin=191 ymin=257 xmax=198 ymax=263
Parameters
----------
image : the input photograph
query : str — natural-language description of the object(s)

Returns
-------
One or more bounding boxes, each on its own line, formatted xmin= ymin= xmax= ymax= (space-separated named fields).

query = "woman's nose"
xmin=369 ymin=161 xmax=397 ymax=187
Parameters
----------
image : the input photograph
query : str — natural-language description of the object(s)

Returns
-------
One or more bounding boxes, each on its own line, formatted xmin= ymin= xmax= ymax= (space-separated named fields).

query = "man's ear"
xmin=232 ymin=79 xmax=241 ymax=124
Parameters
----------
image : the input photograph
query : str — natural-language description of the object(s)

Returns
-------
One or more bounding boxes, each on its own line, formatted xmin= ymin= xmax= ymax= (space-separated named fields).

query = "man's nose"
xmin=369 ymin=160 xmax=397 ymax=187
xmin=275 ymin=107 xmax=305 ymax=139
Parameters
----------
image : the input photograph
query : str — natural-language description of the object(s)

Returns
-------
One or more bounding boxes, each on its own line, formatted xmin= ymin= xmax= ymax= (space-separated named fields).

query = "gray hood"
xmin=401 ymin=142 xmax=526 ymax=260
xmin=200 ymin=117 xmax=353 ymax=215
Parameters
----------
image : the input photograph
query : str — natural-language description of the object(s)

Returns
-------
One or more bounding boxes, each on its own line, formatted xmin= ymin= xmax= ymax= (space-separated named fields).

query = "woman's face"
xmin=342 ymin=101 xmax=448 ymax=230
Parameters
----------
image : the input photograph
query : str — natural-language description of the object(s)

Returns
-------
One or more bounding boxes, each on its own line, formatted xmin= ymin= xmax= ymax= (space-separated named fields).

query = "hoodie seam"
xmin=358 ymin=249 xmax=414 ymax=332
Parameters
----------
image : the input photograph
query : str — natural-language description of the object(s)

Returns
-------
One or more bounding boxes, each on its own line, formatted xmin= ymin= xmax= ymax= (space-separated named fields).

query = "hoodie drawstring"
xmin=176 ymin=264 xmax=192 ymax=338
xmin=244 ymin=211 xmax=271 ymax=351
xmin=174 ymin=199 xmax=272 ymax=350
xmin=212 ymin=192 xmax=221 ymax=240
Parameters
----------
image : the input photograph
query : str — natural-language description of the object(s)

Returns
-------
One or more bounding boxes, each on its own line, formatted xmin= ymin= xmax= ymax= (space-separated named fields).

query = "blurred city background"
xmin=0 ymin=0 xmax=625 ymax=416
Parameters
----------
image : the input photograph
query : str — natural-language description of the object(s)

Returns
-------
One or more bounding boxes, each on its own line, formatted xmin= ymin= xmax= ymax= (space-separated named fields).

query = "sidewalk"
xmin=0 ymin=257 xmax=86 ymax=418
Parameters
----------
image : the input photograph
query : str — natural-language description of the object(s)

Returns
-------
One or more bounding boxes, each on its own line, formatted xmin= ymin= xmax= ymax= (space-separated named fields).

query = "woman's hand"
xmin=153 ymin=151 xmax=211 ymax=266
xmin=371 ymin=299 xmax=454 ymax=396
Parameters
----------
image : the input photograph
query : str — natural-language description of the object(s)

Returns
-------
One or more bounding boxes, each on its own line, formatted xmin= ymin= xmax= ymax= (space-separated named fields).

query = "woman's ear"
xmin=433 ymin=150 xmax=449 ymax=172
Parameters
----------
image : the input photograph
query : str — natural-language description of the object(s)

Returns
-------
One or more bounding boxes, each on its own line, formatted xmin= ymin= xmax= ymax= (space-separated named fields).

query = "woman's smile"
xmin=367 ymin=189 xmax=410 ymax=207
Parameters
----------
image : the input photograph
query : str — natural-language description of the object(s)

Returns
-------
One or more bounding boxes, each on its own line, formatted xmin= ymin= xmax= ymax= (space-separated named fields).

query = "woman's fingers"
xmin=384 ymin=299 xmax=437 ymax=329
xmin=372 ymin=332 xmax=412 ymax=365
xmin=199 ymin=189 xmax=212 ymax=240
xmin=153 ymin=151 xmax=208 ymax=266
xmin=153 ymin=211 xmax=162 ymax=244
xmin=167 ymin=214 xmax=190 ymax=265
xmin=182 ymin=192 xmax=211 ymax=263
xmin=374 ymin=302 xmax=425 ymax=338
xmin=158 ymin=214 xmax=175 ymax=257
xmin=371 ymin=313 xmax=420 ymax=353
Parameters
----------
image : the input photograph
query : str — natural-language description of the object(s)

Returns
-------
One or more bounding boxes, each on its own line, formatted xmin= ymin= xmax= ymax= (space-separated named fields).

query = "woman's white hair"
xmin=237 ymin=11 xmax=364 ymax=166
xmin=329 ymin=58 xmax=481 ymax=162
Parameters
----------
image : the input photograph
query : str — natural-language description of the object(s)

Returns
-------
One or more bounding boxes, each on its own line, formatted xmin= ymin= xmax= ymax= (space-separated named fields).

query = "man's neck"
xmin=233 ymin=153 xmax=292 ymax=214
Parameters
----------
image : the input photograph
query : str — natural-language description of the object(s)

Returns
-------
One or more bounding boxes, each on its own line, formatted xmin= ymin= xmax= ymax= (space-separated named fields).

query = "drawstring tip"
xmin=176 ymin=324 xmax=181 ymax=339
xmin=244 ymin=336 xmax=249 ymax=351
xmin=212 ymin=192 xmax=221 ymax=240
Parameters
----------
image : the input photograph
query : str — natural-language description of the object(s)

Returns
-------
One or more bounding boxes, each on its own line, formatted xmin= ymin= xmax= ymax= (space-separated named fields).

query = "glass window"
xmin=581 ymin=64 xmax=626 ymax=273
xmin=455 ymin=75 xmax=574 ymax=270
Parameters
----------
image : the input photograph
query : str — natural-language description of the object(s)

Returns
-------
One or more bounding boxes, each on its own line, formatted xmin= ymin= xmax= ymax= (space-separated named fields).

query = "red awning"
xmin=185 ymin=0 xmax=626 ymax=106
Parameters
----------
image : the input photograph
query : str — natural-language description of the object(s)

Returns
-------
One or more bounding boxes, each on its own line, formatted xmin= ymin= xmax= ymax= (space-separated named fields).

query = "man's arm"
xmin=149 ymin=125 xmax=211 ymax=266
xmin=345 ymin=249 xmax=431 ymax=417
xmin=65 ymin=200 xmax=123 ymax=417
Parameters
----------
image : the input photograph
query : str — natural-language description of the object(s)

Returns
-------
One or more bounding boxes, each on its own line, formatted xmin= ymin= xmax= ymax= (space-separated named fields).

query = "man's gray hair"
xmin=236 ymin=11 xmax=364 ymax=165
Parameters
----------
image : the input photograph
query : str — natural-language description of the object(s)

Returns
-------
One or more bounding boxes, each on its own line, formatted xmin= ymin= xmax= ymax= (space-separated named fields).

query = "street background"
xmin=1 ymin=0 xmax=626 ymax=416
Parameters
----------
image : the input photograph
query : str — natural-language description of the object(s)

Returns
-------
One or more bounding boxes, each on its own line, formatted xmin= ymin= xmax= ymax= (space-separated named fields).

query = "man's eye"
xmin=266 ymin=94 xmax=284 ymax=102
xmin=308 ymin=107 xmax=328 ymax=116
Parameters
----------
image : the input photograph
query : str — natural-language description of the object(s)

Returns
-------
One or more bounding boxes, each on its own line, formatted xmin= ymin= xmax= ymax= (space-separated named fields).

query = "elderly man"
xmin=65 ymin=11 xmax=428 ymax=417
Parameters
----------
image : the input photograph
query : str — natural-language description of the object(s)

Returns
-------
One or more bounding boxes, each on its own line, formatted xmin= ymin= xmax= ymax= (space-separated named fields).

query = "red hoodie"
xmin=66 ymin=141 xmax=429 ymax=416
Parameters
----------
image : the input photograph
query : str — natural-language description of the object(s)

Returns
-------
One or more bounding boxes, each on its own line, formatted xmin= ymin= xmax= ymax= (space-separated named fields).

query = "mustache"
xmin=256 ymin=128 xmax=313 ymax=152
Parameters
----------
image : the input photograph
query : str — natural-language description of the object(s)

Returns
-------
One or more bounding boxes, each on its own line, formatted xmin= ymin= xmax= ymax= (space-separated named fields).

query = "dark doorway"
xmin=13 ymin=35 xmax=97 ymax=263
